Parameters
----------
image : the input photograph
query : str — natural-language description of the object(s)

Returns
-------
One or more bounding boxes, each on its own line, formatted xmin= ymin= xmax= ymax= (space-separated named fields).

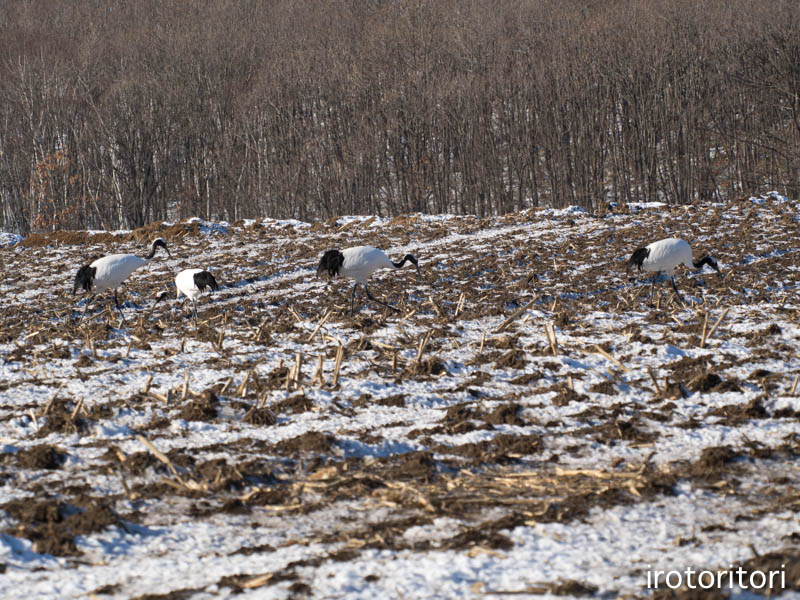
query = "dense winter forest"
xmin=0 ymin=0 xmax=798 ymax=234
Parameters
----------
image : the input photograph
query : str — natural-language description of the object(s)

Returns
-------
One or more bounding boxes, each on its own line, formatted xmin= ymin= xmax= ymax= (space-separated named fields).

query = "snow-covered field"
xmin=1 ymin=194 xmax=799 ymax=599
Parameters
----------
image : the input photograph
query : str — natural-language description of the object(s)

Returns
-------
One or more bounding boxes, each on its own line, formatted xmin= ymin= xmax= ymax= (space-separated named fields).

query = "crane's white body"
xmin=317 ymin=245 xmax=419 ymax=314
xmin=89 ymin=254 xmax=150 ymax=292
xmin=627 ymin=237 xmax=719 ymax=304
xmin=172 ymin=268 xmax=219 ymax=320
xmin=73 ymin=238 xmax=170 ymax=322
xmin=638 ymin=238 xmax=693 ymax=276
xmin=338 ymin=246 xmax=398 ymax=283
xmin=175 ymin=268 xmax=206 ymax=301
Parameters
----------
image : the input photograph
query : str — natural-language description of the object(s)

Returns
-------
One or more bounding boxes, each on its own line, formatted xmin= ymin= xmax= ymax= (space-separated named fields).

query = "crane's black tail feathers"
xmin=317 ymin=249 xmax=344 ymax=278
xmin=73 ymin=265 xmax=96 ymax=294
xmin=193 ymin=271 xmax=219 ymax=292
xmin=693 ymin=255 xmax=720 ymax=273
xmin=626 ymin=247 xmax=650 ymax=273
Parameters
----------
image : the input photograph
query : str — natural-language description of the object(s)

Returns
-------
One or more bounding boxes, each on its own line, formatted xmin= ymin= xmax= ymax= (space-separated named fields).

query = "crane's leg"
xmin=363 ymin=284 xmax=400 ymax=313
xmin=670 ymin=276 xmax=685 ymax=305
xmin=192 ymin=299 xmax=198 ymax=322
xmin=350 ymin=283 xmax=359 ymax=315
xmin=80 ymin=294 xmax=97 ymax=320
xmin=113 ymin=290 xmax=128 ymax=324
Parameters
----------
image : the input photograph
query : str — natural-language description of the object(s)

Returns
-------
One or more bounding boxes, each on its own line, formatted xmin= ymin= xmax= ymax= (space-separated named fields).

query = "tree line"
xmin=1 ymin=0 xmax=798 ymax=234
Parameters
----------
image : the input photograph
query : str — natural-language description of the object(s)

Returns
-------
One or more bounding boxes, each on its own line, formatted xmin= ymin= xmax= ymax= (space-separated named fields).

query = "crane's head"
xmin=151 ymin=238 xmax=171 ymax=259
xmin=403 ymin=254 xmax=420 ymax=277
xmin=73 ymin=265 xmax=96 ymax=294
xmin=149 ymin=289 xmax=171 ymax=316
xmin=694 ymin=255 xmax=720 ymax=275
xmin=317 ymin=249 xmax=344 ymax=278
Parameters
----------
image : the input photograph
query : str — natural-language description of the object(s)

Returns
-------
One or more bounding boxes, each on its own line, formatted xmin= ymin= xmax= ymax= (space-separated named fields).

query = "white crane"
xmin=174 ymin=268 xmax=220 ymax=321
xmin=317 ymin=246 xmax=420 ymax=314
xmin=73 ymin=238 xmax=171 ymax=321
xmin=626 ymin=237 xmax=719 ymax=301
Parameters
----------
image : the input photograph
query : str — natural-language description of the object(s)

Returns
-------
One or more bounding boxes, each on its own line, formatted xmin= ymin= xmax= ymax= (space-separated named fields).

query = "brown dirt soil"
xmin=10 ymin=445 xmax=68 ymax=470
xmin=178 ymin=390 xmax=219 ymax=421
xmin=3 ymin=203 xmax=800 ymax=596
xmin=275 ymin=431 xmax=335 ymax=454
xmin=1 ymin=496 xmax=131 ymax=557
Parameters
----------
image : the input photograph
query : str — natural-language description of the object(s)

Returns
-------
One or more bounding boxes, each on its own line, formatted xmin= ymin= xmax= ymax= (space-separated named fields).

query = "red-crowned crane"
xmin=317 ymin=246 xmax=419 ymax=314
xmin=626 ymin=237 xmax=719 ymax=302
xmin=175 ymin=268 xmax=219 ymax=321
xmin=73 ymin=238 xmax=171 ymax=322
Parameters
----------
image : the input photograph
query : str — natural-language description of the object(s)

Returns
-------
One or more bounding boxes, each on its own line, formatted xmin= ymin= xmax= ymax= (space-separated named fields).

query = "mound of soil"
xmin=589 ymin=381 xmax=616 ymax=395
xmin=2 ymin=497 xmax=125 ymax=557
xmin=689 ymin=446 xmax=740 ymax=479
xmin=275 ymin=431 xmax=334 ymax=454
xmin=688 ymin=372 xmax=723 ymax=392
xmin=552 ymin=386 xmax=589 ymax=407
xmin=709 ymin=397 xmax=768 ymax=424
xmin=36 ymin=398 xmax=91 ymax=438
xmin=482 ymin=402 xmax=526 ymax=426
xmin=379 ymin=451 xmax=437 ymax=482
xmin=494 ymin=349 xmax=527 ymax=369
xmin=12 ymin=445 xmax=68 ymax=470
xmin=19 ymin=230 xmax=119 ymax=247
xmin=440 ymin=433 xmax=542 ymax=464
xmin=579 ymin=418 xmax=657 ymax=445
xmin=243 ymin=407 xmax=277 ymax=426
xmin=179 ymin=390 xmax=219 ymax=421
xmin=405 ymin=357 xmax=448 ymax=377
xmin=271 ymin=394 xmax=313 ymax=414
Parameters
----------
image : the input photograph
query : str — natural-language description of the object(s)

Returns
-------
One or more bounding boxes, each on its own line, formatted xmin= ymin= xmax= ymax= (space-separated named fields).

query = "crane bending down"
xmin=317 ymin=246 xmax=420 ymax=314
xmin=73 ymin=238 xmax=171 ymax=322
xmin=174 ymin=268 xmax=220 ymax=321
xmin=626 ymin=237 xmax=719 ymax=302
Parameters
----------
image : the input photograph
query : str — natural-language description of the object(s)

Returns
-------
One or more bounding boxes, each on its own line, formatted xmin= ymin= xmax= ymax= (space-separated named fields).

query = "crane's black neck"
xmin=392 ymin=254 xmax=418 ymax=269
xmin=693 ymin=255 xmax=719 ymax=273
xmin=145 ymin=238 xmax=169 ymax=260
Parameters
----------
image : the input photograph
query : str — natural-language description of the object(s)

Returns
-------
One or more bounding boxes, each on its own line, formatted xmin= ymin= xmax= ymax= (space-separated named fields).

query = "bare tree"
xmin=0 ymin=0 xmax=798 ymax=234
